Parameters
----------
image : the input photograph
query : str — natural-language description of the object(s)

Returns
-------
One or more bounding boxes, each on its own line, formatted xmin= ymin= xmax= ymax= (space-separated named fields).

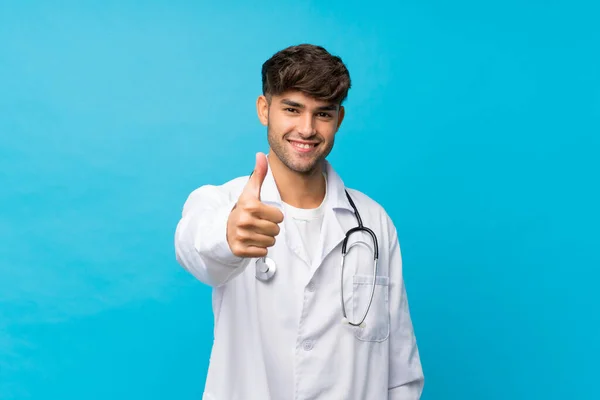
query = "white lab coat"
xmin=174 ymin=160 xmax=424 ymax=400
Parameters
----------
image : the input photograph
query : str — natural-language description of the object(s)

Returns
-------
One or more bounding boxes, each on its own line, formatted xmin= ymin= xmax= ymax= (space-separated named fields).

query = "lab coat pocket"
xmin=352 ymin=274 xmax=390 ymax=342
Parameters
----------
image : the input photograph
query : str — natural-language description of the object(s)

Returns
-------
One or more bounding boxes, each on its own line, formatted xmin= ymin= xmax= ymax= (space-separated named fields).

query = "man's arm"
xmin=388 ymin=226 xmax=425 ymax=399
xmin=174 ymin=153 xmax=283 ymax=287
xmin=174 ymin=184 xmax=252 ymax=287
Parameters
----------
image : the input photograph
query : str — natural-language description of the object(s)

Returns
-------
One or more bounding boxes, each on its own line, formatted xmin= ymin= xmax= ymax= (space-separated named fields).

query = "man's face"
xmin=257 ymin=91 xmax=345 ymax=174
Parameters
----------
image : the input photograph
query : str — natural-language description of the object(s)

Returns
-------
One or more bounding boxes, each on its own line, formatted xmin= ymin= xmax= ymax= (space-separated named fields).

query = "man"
xmin=174 ymin=44 xmax=424 ymax=399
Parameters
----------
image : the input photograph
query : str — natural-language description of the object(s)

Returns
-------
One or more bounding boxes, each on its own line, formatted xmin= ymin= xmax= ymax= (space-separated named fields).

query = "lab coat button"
xmin=302 ymin=340 xmax=314 ymax=351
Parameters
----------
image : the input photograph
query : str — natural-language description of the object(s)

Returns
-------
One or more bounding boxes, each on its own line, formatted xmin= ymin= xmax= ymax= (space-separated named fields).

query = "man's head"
xmin=256 ymin=44 xmax=351 ymax=175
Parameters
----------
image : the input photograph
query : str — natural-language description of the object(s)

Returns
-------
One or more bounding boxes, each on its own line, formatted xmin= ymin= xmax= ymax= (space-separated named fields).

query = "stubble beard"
xmin=266 ymin=121 xmax=334 ymax=175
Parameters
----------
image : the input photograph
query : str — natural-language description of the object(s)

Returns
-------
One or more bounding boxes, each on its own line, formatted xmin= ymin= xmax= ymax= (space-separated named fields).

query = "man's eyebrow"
xmin=281 ymin=99 xmax=305 ymax=108
xmin=281 ymin=99 xmax=338 ymax=111
xmin=315 ymin=104 xmax=338 ymax=111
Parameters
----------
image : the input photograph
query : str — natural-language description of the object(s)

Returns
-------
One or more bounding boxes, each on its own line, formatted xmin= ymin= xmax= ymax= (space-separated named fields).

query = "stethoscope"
xmin=255 ymin=190 xmax=379 ymax=329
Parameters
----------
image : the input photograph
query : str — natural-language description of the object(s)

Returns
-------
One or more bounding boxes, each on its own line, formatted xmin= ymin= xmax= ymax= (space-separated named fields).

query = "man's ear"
xmin=256 ymin=95 xmax=269 ymax=126
xmin=336 ymin=105 xmax=345 ymax=130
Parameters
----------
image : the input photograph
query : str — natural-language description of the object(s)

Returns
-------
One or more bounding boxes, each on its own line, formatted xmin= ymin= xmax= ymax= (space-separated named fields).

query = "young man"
xmin=174 ymin=44 xmax=424 ymax=399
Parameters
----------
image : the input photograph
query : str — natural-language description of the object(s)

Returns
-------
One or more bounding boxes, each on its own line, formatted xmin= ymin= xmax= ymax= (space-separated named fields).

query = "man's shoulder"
xmin=220 ymin=175 xmax=251 ymax=192
xmin=182 ymin=175 xmax=249 ymax=207
xmin=342 ymin=187 xmax=399 ymax=242
xmin=195 ymin=175 xmax=249 ymax=193
xmin=343 ymin=187 xmax=389 ymax=218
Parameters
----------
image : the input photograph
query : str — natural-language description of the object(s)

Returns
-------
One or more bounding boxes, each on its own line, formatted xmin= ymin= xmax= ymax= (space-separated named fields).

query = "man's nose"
xmin=297 ymin=114 xmax=316 ymax=138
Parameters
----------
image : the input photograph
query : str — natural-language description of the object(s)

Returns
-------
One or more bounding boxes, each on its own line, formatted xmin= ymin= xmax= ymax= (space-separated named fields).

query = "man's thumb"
xmin=245 ymin=152 xmax=268 ymax=199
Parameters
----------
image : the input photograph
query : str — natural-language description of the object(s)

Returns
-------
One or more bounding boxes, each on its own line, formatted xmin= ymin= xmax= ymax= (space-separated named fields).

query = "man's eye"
xmin=318 ymin=112 xmax=332 ymax=118
xmin=285 ymin=108 xmax=298 ymax=113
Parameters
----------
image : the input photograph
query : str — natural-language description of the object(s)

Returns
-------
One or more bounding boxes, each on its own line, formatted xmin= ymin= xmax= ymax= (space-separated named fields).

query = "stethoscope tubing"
xmin=255 ymin=189 xmax=379 ymax=328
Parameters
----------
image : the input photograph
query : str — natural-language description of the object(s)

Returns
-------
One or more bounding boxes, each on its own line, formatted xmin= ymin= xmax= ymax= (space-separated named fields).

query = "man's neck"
xmin=268 ymin=152 xmax=326 ymax=209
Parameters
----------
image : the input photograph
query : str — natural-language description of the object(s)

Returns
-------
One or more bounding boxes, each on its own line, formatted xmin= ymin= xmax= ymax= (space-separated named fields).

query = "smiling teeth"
xmin=293 ymin=143 xmax=312 ymax=149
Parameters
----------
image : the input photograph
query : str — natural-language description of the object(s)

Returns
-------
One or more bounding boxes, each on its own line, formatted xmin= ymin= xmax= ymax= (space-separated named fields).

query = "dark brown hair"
xmin=261 ymin=44 xmax=351 ymax=105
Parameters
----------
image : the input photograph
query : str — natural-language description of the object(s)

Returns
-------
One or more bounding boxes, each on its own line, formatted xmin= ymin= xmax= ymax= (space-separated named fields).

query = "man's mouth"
xmin=288 ymin=140 xmax=319 ymax=152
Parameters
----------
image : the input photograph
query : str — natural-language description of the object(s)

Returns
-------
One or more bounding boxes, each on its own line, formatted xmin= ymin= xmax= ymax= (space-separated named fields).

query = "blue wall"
xmin=1 ymin=1 xmax=598 ymax=399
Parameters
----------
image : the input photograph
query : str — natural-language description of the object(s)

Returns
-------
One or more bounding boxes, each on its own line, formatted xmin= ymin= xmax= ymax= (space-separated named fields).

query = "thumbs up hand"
xmin=226 ymin=153 xmax=284 ymax=258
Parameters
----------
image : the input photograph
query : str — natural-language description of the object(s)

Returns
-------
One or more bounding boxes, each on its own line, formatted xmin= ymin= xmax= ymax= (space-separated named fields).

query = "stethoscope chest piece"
xmin=255 ymin=257 xmax=277 ymax=281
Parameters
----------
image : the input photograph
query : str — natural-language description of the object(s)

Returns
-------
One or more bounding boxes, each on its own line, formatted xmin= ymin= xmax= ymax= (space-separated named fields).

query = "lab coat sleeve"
xmin=388 ymin=227 xmax=425 ymax=399
xmin=174 ymin=184 xmax=251 ymax=287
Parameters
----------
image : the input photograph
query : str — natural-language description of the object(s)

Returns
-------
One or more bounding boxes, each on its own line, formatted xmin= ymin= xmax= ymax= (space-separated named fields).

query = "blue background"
xmin=1 ymin=1 xmax=599 ymax=399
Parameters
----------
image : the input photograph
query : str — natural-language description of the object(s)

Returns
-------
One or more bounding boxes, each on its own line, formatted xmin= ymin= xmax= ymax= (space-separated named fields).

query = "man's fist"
xmin=226 ymin=153 xmax=284 ymax=258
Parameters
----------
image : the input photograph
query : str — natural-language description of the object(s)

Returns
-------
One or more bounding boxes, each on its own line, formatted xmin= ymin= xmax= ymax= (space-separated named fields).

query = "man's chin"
xmin=287 ymin=159 xmax=322 ymax=175
xmin=271 ymin=148 xmax=322 ymax=174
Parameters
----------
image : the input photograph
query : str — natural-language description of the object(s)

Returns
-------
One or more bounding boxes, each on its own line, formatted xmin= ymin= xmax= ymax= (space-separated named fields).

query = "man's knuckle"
xmin=274 ymin=210 xmax=284 ymax=223
xmin=238 ymin=213 xmax=253 ymax=227
xmin=231 ymin=243 xmax=243 ymax=256
xmin=244 ymin=200 xmax=260 ymax=214
xmin=235 ymin=228 xmax=248 ymax=241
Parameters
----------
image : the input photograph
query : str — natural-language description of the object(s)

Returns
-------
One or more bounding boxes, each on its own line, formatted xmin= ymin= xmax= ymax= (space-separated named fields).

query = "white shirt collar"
xmin=258 ymin=157 xmax=353 ymax=213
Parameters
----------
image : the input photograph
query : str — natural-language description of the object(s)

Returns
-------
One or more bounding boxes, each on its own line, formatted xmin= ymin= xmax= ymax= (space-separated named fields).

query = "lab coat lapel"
xmin=311 ymin=162 xmax=354 ymax=274
xmin=312 ymin=208 xmax=345 ymax=272
xmin=259 ymin=157 xmax=310 ymax=265
xmin=283 ymin=214 xmax=312 ymax=266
